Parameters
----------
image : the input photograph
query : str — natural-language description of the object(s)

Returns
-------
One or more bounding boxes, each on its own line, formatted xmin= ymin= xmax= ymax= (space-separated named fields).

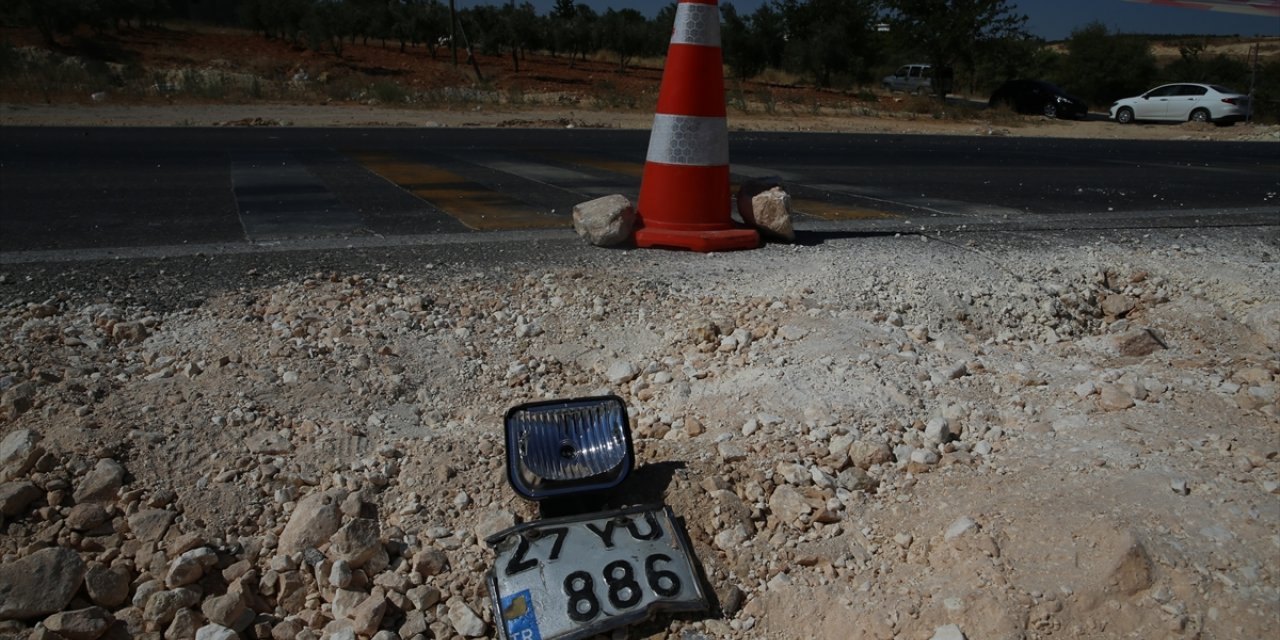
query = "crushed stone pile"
xmin=0 ymin=229 xmax=1277 ymax=640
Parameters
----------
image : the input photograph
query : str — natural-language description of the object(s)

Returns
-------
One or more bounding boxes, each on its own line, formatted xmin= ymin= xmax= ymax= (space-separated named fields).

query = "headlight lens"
xmin=504 ymin=396 xmax=634 ymax=500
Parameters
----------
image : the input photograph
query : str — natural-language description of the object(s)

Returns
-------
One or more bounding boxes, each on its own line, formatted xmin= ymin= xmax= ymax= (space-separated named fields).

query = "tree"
xmin=1 ymin=0 xmax=102 ymax=46
xmin=721 ymin=3 xmax=766 ymax=80
xmin=600 ymin=8 xmax=649 ymax=72
xmin=775 ymin=0 xmax=881 ymax=88
xmin=566 ymin=3 xmax=597 ymax=68
xmin=883 ymin=0 xmax=1028 ymax=100
xmin=1059 ymin=22 xmax=1157 ymax=106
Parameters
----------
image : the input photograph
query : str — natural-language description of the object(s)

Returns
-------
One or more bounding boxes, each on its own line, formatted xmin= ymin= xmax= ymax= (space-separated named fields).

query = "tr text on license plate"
xmin=486 ymin=505 xmax=708 ymax=640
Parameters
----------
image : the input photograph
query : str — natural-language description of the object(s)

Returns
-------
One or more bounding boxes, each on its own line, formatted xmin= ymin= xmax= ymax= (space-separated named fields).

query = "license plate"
xmin=486 ymin=505 xmax=709 ymax=640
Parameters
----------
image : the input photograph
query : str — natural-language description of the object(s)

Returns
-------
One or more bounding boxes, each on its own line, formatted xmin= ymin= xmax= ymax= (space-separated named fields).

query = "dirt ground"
xmin=1 ymin=227 xmax=1278 ymax=640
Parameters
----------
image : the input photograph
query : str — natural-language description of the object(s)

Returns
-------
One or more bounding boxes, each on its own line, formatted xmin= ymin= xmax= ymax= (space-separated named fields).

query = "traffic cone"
xmin=634 ymin=0 xmax=759 ymax=252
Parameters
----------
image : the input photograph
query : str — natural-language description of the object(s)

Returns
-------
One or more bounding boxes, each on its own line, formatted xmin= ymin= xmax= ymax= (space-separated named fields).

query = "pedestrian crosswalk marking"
xmin=354 ymin=152 xmax=569 ymax=231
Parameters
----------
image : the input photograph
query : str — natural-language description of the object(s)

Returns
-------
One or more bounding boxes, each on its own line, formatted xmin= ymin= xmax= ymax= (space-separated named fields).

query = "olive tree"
xmin=883 ymin=0 xmax=1028 ymax=100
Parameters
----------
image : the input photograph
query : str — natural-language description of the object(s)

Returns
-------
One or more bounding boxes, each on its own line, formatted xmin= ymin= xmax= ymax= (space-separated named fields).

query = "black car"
xmin=988 ymin=79 xmax=1089 ymax=120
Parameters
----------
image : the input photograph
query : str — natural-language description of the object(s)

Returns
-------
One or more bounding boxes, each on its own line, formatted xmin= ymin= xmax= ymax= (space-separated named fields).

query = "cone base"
xmin=634 ymin=226 xmax=760 ymax=253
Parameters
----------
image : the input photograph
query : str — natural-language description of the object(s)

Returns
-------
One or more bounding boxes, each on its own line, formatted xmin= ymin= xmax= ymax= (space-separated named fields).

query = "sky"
xmin=455 ymin=0 xmax=1280 ymax=41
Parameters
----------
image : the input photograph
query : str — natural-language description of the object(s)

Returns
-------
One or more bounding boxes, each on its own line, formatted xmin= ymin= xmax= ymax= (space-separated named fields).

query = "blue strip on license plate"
xmin=486 ymin=505 xmax=708 ymax=640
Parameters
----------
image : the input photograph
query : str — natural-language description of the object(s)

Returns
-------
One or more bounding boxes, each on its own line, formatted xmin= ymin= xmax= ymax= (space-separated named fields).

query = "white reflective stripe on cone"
xmin=646 ymin=114 xmax=729 ymax=167
xmin=671 ymin=3 xmax=721 ymax=47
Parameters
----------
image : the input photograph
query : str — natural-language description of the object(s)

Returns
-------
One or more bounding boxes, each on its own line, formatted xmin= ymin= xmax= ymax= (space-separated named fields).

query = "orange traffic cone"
xmin=634 ymin=0 xmax=759 ymax=252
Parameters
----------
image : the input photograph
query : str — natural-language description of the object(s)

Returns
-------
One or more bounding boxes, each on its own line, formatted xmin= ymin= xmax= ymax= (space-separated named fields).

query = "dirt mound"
xmin=1 ymin=228 xmax=1277 ymax=639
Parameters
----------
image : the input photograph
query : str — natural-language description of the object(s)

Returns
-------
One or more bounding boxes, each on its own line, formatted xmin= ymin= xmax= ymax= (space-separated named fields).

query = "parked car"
xmin=988 ymin=79 xmax=1089 ymax=119
xmin=1109 ymin=83 xmax=1252 ymax=126
xmin=882 ymin=64 xmax=935 ymax=95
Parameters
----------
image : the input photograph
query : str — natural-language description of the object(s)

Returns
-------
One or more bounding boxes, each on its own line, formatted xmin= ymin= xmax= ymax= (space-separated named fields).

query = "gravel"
xmin=0 ymin=227 xmax=1277 ymax=639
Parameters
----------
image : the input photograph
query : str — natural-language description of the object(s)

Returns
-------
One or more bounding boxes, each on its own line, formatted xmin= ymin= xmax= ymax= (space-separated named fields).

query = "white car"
xmin=1109 ymin=83 xmax=1251 ymax=126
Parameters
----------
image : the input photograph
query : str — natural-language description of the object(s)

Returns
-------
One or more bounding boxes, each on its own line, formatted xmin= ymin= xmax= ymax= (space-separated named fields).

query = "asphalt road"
xmin=2 ymin=127 xmax=1277 ymax=257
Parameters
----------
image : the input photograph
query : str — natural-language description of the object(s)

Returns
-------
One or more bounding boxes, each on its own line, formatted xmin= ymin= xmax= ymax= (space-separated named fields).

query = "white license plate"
xmin=486 ymin=505 xmax=709 ymax=640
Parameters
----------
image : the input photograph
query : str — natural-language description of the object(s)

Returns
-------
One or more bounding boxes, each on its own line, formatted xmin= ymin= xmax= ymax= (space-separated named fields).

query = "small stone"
xmin=893 ymin=533 xmax=914 ymax=548
xmin=1113 ymin=328 xmax=1165 ymax=357
xmin=1101 ymin=294 xmax=1137 ymax=318
xmin=194 ymin=624 xmax=238 ymax=640
xmin=943 ymin=362 xmax=969 ymax=380
xmin=446 ymin=600 xmax=486 ymax=637
xmin=768 ymin=485 xmax=811 ymax=525
xmin=945 ymin=516 xmax=977 ymax=541
xmin=329 ymin=519 xmax=382 ymax=568
xmin=84 ymin=563 xmax=131 ymax=608
xmin=128 ymin=509 xmax=175 ymax=542
xmin=329 ymin=559 xmax=354 ymax=588
xmin=848 ymin=440 xmax=893 ymax=470
xmin=144 ymin=588 xmax=200 ymax=625
xmin=717 ymin=441 xmax=747 ymax=463
xmin=924 ymin=417 xmax=950 ymax=446
xmin=746 ymin=187 xmax=795 ymax=242
xmin=0 ymin=547 xmax=86 ymax=619
xmin=714 ymin=524 xmax=750 ymax=551
xmin=572 ymin=194 xmax=635 ymax=247
xmin=350 ymin=595 xmax=387 ymax=636
xmin=0 ymin=481 xmax=42 ymax=516
xmin=278 ymin=489 xmax=346 ymax=555
xmin=201 ymin=594 xmax=247 ymax=629
xmin=909 ymin=448 xmax=940 ymax=466
xmin=73 ymin=458 xmax=126 ymax=503
xmin=412 ymin=549 xmax=449 ymax=577
xmin=331 ymin=589 xmax=365 ymax=620
xmin=1098 ymin=385 xmax=1136 ymax=411
xmin=930 ymin=624 xmax=967 ymax=640
xmin=165 ymin=547 xmax=217 ymax=588
xmin=166 ymin=607 xmax=201 ymax=640
xmin=246 ymin=431 xmax=292 ymax=455
xmin=605 ymin=360 xmax=639 ymax=384
xmin=43 ymin=607 xmax=112 ymax=640
xmin=405 ymin=585 xmax=442 ymax=612
xmin=66 ymin=503 xmax=109 ymax=531
xmin=1170 ymin=478 xmax=1189 ymax=495
xmin=1073 ymin=381 xmax=1097 ymax=398
xmin=474 ymin=509 xmax=516 ymax=542
xmin=0 ymin=429 xmax=42 ymax=482
xmin=271 ymin=619 xmax=303 ymax=640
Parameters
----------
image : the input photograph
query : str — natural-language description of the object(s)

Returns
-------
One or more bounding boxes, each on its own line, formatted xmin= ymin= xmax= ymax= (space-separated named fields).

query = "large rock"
xmin=735 ymin=176 xmax=782 ymax=224
xmin=0 ymin=547 xmax=87 ymax=620
xmin=1 ymin=382 xmax=37 ymax=421
xmin=278 ymin=489 xmax=347 ymax=555
xmin=0 ymin=481 xmax=42 ymax=516
xmin=0 ymin=429 xmax=42 ymax=482
xmin=43 ymin=607 xmax=112 ymax=640
xmin=572 ymin=194 xmax=635 ymax=247
xmin=73 ymin=459 xmax=126 ymax=504
xmin=748 ymin=187 xmax=795 ymax=241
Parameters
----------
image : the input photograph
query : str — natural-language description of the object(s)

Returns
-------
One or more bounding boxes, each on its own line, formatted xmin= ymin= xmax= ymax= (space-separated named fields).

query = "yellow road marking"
xmin=548 ymin=154 xmax=646 ymax=178
xmin=354 ymin=152 xmax=567 ymax=231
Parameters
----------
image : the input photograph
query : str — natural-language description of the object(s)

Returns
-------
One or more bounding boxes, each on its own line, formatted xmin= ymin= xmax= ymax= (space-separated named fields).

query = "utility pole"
xmin=450 ymin=0 xmax=458 ymax=67
xmin=1248 ymin=42 xmax=1259 ymax=124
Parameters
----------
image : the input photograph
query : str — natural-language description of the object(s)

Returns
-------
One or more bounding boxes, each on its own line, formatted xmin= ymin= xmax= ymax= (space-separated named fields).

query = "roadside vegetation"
xmin=1 ymin=0 xmax=1277 ymax=122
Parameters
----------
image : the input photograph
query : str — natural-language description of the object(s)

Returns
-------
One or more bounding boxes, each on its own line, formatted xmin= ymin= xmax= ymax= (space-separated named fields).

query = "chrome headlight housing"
xmin=504 ymin=396 xmax=634 ymax=501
